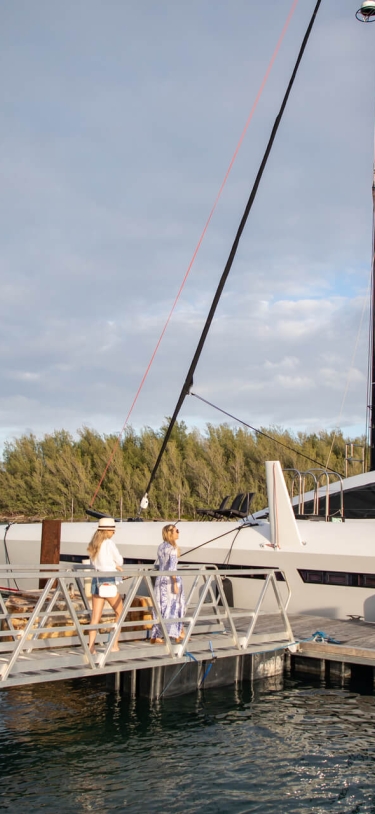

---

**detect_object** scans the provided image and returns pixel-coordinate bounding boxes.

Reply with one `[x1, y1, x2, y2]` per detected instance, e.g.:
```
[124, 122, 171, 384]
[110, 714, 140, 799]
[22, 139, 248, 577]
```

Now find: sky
[1, 0, 375, 454]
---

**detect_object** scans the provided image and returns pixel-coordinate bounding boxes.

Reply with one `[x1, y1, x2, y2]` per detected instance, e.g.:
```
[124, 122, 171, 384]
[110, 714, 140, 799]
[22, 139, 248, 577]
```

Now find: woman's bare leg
[88, 595, 105, 653]
[107, 592, 123, 651]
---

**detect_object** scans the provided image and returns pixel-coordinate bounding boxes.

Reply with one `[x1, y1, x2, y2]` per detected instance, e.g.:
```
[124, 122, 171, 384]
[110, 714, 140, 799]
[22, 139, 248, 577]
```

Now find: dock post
[291, 655, 326, 678]
[106, 672, 122, 693]
[118, 669, 138, 697]
[325, 660, 350, 685]
[39, 519, 61, 588]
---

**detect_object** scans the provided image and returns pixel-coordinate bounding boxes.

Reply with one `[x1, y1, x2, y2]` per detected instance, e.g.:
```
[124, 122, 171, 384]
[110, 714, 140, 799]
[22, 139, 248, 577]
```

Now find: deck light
[356, 1, 375, 21]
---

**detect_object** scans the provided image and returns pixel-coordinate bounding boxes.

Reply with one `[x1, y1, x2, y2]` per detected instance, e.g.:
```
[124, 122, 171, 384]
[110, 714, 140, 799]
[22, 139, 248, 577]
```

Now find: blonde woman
[151, 523, 185, 644]
[87, 517, 123, 654]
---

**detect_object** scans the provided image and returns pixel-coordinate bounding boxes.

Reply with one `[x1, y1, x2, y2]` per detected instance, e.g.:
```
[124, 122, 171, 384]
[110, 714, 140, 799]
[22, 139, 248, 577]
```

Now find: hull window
[298, 570, 375, 588]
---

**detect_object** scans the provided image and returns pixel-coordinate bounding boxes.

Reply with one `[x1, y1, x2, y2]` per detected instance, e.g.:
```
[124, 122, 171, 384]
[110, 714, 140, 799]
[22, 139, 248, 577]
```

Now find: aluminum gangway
[0, 563, 294, 691]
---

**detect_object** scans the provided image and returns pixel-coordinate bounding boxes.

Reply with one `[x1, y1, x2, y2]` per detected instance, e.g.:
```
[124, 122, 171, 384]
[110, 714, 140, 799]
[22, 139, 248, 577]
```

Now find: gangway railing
[0, 563, 294, 688]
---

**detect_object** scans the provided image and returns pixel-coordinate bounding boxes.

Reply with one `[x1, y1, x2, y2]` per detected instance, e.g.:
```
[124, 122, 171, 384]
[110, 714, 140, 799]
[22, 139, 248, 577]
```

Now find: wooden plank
[298, 640, 375, 663]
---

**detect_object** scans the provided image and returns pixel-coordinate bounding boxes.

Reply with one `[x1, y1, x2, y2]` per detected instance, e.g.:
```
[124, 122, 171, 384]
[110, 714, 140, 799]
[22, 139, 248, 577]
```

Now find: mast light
[356, 1, 375, 21]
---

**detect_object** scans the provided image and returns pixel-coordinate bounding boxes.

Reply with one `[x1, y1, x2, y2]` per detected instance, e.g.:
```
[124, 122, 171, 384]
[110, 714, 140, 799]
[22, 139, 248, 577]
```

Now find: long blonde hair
[162, 524, 180, 557]
[87, 529, 114, 560]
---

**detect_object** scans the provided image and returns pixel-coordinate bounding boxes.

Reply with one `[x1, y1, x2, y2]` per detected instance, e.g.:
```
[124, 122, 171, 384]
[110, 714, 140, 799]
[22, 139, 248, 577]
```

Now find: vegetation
[0, 422, 366, 521]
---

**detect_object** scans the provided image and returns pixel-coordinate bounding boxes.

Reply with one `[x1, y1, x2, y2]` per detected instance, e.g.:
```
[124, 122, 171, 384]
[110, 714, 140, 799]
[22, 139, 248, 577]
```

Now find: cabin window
[298, 569, 375, 588]
[222, 565, 285, 581]
[299, 570, 324, 584]
[326, 572, 348, 586]
[361, 574, 375, 588]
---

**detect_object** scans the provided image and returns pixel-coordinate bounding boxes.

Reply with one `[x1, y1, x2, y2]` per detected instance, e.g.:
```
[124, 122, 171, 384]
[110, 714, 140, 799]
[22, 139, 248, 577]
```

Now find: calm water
[1, 674, 375, 813]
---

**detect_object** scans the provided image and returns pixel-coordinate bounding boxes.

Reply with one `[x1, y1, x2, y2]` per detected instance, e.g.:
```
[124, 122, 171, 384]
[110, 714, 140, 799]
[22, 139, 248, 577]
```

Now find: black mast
[140, 0, 323, 506]
[355, 4, 375, 469]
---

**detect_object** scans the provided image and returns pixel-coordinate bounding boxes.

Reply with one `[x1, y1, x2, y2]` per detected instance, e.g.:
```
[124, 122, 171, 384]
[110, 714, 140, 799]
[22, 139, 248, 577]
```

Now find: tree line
[0, 422, 365, 521]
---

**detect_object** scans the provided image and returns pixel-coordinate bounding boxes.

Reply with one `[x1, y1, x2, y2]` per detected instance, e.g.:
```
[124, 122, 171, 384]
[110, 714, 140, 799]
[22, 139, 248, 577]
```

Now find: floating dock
[287, 613, 375, 687]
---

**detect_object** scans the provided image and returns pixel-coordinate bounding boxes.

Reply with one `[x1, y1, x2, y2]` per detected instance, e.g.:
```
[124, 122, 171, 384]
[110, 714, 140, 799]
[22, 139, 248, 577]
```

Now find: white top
[90, 538, 123, 572]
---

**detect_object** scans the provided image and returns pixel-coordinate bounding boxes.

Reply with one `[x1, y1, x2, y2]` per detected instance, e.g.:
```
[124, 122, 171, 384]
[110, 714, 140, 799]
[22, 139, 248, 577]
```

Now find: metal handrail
[283, 466, 344, 518]
[304, 468, 344, 519]
[283, 469, 303, 514]
[0, 564, 294, 687]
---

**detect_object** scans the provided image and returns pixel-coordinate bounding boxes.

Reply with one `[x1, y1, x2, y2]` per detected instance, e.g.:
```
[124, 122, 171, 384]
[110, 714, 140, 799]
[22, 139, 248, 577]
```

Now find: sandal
[150, 637, 164, 644]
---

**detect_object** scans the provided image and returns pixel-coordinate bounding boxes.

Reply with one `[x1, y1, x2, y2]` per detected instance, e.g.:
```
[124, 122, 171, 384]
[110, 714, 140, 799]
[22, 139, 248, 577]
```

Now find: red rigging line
[89, 0, 300, 508]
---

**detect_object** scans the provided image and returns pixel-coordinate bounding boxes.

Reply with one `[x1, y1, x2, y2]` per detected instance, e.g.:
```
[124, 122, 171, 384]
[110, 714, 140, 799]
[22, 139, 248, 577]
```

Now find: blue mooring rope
[311, 630, 342, 645]
[157, 630, 342, 699]
[158, 652, 198, 699]
[200, 640, 217, 688]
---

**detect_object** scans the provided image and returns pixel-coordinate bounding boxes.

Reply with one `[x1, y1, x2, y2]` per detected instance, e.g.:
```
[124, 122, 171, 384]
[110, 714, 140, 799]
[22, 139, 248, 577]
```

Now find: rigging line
[3, 524, 19, 591]
[325, 279, 371, 470]
[366, 186, 375, 462]
[180, 526, 245, 559]
[190, 391, 344, 476]
[369, 139, 375, 469]
[223, 528, 242, 566]
[366, 240, 373, 458]
[89, 0, 300, 508]
[142, 0, 322, 502]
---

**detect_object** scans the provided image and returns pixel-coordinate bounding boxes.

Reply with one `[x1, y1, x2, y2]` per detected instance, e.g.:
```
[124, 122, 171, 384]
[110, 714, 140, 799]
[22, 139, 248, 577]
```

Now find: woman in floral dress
[151, 524, 185, 644]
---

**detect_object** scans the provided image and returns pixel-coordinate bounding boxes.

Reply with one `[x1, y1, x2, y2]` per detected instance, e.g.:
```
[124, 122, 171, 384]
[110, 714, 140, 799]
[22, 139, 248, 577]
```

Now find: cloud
[0, 0, 373, 455]
[265, 356, 299, 371]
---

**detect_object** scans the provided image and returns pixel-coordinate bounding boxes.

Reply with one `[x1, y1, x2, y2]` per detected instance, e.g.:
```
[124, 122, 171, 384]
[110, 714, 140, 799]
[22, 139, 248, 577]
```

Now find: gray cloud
[0, 0, 373, 451]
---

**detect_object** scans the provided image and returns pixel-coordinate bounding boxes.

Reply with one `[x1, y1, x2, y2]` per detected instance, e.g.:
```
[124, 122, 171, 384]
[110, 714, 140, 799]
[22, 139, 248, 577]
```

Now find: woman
[151, 523, 185, 644]
[87, 517, 123, 654]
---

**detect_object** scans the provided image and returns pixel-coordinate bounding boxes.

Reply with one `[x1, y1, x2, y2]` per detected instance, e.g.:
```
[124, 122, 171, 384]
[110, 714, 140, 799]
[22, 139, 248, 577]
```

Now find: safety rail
[0, 563, 294, 688]
[284, 466, 344, 518]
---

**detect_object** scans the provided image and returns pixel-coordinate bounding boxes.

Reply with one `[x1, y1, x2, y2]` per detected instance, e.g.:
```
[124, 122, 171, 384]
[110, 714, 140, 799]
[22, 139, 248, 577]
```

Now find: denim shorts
[91, 576, 116, 596]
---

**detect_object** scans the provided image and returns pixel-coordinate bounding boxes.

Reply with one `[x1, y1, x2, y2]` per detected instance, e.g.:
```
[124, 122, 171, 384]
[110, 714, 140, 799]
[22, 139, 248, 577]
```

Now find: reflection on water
[1, 674, 375, 813]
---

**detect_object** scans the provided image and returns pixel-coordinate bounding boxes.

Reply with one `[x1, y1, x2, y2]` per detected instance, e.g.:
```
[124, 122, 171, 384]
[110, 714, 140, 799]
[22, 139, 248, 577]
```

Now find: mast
[356, 0, 375, 472]
[139, 0, 323, 509]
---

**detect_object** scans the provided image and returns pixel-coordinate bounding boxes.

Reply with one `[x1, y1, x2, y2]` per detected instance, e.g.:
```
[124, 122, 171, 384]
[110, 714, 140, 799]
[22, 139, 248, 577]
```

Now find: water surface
[1, 674, 375, 813]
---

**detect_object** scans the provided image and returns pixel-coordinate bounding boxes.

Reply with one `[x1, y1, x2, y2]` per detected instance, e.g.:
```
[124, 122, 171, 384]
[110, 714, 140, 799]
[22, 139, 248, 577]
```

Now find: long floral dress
[151, 541, 186, 639]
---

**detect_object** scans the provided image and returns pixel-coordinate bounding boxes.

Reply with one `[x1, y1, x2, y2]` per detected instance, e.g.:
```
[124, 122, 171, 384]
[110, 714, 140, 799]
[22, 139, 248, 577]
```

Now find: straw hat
[98, 517, 116, 529]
